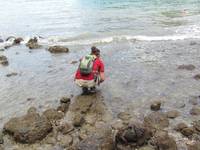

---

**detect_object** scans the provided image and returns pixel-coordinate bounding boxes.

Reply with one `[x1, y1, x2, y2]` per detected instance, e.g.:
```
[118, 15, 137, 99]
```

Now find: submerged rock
[3, 112, 52, 143]
[13, 37, 23, 45]
[194, 74, 200, 80]
[189, 96, 199, 105]
[0, 55, 8, 66]
[190, 106, 200, 115]
[177, 64, 195, 71]
[144, 112, 169, 130]
[43, 108, 64, 121]
[151, 130, 177, 150]
[0, 39, 3, 43]
[60, 97, 71, 104]
[166, 110, 180, 119]
[26, 37, 42, 49]
[150, 101, 161, 111]
[6, 72, 18, 77]
[48, 46, 69, 53]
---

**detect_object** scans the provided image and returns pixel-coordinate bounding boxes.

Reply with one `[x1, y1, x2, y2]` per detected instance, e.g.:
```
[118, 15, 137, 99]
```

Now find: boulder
[150, 101, 161, 111]
[174, 123, 188, 132]
[0, 55, 8, 66]
[3, 113, 52, 143]
[26, 37, 42, 49]
[43, 109, 64, 121]
[13, 37, 23, 44]
[57, 123, 74, 135]
[166, 110, 180, 119]
[60, 97, 71, 104]
[48, 46, 69, 53]
[115, 122, 152, 147]
[177, 64, 195, 71]
[190, 106, 200, 115]
[194, 74, 200, 80]
[151, 131, 177, 150]
[181, 127, 194, 137]
[144, 112, 169, 130]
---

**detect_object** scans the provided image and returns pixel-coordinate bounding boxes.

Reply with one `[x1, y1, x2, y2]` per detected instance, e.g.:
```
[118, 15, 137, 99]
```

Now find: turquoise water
[0, 0, 200, 42]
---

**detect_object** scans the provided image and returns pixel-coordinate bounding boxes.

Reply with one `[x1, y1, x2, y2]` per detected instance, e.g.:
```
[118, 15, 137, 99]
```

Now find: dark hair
[91, 46, 97, 54]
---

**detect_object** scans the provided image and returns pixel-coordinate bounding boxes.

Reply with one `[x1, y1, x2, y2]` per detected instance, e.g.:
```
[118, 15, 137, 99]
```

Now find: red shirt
[75, 57, 104, 80]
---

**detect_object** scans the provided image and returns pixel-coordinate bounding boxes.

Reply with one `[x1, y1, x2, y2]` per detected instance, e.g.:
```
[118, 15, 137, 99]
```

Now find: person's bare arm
[99, 72, 105, 82]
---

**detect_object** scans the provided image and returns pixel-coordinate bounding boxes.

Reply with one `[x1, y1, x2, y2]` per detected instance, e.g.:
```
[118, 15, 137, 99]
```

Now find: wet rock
[77, 126, 114, 150]
[43, 109, 64, 121]
[174, 123, 188, 132]
[189, 96, 199, 105]
[150, 101, 161, 111]
[60, 97, 70, 104]
[6, 72, 18, 77]
[193, 120, 200, 132]
[166, 110, 180, 119]
[13, 37, 23, 44]
[194, 74, 200, 80]
[151, 130, 177, 150]
[187, 141, 200, 150]
[138, 146, 155, 150]
[45, 136, 56, 145]
[144, 112, 169, 130]
[117, 112, 132, 121]
[58, 135, 73, 148]
[181, 127, 194, 137]
[71, 60, 78, 64]
[115, 122, 152, 147]
[0, 55, 8, 66]
[27, 107, 37, 114]
[175, 102, 185, 108]
[48, 46, 69, 53]
[190, 106, 200, 115]
[0, 131, 3, 144]
[190, 41, 197, 46]
[72, 113, 85, 127]
[3, 112, 52, 143]
[111, 119, 124, 130]
[57, 103, 70, 113]
[57, 123, 74, 135]
[177, 64, 195, 71]
[26, 37, 42, 49]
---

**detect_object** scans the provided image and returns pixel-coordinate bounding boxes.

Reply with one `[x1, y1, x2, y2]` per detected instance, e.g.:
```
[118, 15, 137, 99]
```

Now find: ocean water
[1, 0, 200, 44]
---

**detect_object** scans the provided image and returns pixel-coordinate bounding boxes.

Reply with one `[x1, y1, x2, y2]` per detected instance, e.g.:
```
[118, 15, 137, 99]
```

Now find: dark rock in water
[71, 60, 78, 64]
[189, 96, 199, 105]
[43, 108, 64, 121]
[27, 107, 37, 114]
[194, 74, 200, 80]
[48, 46, 69, 53]
[77, 126, 114, 150]
[3, 112, 52, 143]
[150, 101, 161, 111]
[193, 120, 200, 133]
[6, 72, 18, 77]
[72, 113, 85, 127]
[181, 127, 194, 137]
[0, 131, 3, 144]
[166, 110, 180, 119]
[26, 37, 42, 49]
[187, 142, 200, 150]
[60, 97, 71, 104]
[57, 123, 74, 135]
[115, 122, 152, 147]
[190, 106, 200, 115]
[144, 112, 169, 130]
[177, 64, 195, 71]
[190, 41, 197, 46]
[13, 37, 23, 44]
[0, 55, 8, 66]
[174, 123, 188, 132]
[151, 130, 177, 150]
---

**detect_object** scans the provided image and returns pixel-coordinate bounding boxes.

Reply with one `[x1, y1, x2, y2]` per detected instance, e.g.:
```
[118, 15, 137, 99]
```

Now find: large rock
[144, 112, 169, 130]
[174, 123, 188, 132]
[3, 113, 52, 143]
[181, 127, 194, 137]
[190, 106, 200, 115]
[43, 108, 64, 121]
[0, 55, 8, 66]
[166, 110, 180, 119]
[194, 74, 200, 80]
[151, 131, 177, 150]
[13, 37, 23, 44]
[150, 101, 161, 111]
[48, 46, 69, 53]
[177, 64, 195, 71]
[26, 37, 42, 49]
[115, 122, 152, 148]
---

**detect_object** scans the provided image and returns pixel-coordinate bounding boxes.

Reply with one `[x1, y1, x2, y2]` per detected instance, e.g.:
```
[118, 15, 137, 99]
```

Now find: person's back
[75, 46, 105, 93]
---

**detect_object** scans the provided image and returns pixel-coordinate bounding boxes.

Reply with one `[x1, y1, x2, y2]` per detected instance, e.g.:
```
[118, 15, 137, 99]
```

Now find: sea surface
[1, 1, 200, 147]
